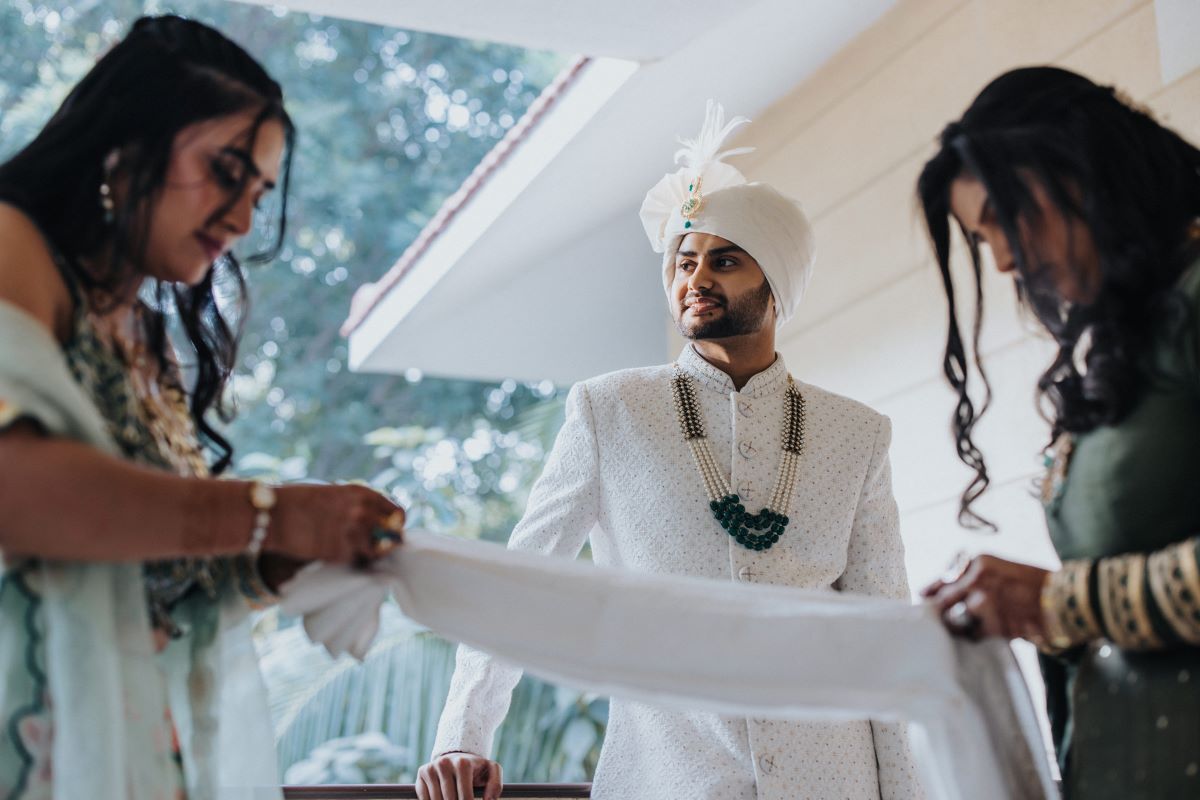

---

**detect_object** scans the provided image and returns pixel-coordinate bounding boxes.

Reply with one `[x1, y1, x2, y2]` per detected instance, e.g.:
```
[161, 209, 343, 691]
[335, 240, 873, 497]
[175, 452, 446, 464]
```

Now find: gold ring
[945, 601, 978, 634]
[382, 510, 406, 534]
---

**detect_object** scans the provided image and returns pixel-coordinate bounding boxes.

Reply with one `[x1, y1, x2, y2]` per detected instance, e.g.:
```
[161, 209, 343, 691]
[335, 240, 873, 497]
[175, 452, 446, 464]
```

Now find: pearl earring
[99, 149, 119, 224]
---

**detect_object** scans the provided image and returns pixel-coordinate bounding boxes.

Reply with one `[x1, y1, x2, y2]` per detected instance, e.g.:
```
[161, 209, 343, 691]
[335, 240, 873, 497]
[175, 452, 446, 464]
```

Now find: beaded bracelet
[246, 481, 276, 556]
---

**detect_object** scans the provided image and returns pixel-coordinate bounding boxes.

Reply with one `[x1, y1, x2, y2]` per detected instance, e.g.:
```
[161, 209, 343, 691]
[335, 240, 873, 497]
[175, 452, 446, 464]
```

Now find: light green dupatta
[0, 299, 280, 800]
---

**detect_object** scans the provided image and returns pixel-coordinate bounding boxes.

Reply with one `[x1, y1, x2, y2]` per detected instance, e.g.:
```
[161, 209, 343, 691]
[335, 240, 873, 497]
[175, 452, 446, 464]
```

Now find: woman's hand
[265, 483, 405, 565]
[921, 554, 1051, 641]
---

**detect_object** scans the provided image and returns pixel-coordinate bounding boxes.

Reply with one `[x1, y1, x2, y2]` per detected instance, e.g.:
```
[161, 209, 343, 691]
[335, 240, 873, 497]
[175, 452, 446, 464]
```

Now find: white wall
[737, 0, 1199, 585]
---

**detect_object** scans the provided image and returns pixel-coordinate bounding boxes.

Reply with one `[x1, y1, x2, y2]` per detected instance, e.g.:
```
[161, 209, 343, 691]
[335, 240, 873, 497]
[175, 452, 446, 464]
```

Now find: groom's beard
[677, 279, 773, 340]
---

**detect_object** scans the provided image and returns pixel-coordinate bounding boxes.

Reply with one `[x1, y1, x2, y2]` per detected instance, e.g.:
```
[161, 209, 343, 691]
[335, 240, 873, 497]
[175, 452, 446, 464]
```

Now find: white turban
[638, 102, 816, 328]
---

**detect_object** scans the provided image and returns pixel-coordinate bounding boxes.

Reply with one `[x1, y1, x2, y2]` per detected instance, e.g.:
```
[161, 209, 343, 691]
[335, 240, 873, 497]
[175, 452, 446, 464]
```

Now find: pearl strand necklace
[671, 368, 806, 551]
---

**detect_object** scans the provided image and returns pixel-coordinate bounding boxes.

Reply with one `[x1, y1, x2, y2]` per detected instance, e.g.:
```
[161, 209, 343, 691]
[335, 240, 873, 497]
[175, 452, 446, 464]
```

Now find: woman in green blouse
[917, 66, 1200, 798]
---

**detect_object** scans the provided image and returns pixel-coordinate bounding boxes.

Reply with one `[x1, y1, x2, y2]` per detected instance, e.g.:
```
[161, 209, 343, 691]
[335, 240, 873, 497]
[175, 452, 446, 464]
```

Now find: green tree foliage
[259, 616, 605, 784]
[1, 0, 606, 783]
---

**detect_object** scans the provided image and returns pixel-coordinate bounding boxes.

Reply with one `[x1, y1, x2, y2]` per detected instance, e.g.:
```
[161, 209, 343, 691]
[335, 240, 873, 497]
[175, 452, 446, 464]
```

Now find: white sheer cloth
[283, 531, 1057, 800]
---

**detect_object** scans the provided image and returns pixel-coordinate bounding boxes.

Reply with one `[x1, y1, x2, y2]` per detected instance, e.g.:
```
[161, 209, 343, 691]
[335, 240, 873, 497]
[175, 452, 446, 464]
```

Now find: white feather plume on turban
[638, 101, 817, 328]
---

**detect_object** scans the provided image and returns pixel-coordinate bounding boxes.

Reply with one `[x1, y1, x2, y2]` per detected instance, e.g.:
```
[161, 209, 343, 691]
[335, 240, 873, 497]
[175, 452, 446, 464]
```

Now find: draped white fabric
[282, 531, 1057, 800]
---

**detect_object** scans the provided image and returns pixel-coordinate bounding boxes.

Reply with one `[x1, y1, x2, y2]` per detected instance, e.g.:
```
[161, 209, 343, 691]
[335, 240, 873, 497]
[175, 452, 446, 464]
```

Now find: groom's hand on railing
[416, 751, 503, 800]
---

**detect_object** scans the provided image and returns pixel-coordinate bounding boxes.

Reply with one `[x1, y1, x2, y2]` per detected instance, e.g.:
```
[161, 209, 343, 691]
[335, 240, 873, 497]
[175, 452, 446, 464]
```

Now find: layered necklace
[89, 302, 219, 631]
[89, 304, 209, 478]
[671, 367, 805, 551]
[1040, 432, 1074, 506]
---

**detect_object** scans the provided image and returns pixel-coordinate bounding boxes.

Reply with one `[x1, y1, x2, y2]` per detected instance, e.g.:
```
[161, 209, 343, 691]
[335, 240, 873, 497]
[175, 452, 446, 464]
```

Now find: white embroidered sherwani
[433, 345, 925, 799]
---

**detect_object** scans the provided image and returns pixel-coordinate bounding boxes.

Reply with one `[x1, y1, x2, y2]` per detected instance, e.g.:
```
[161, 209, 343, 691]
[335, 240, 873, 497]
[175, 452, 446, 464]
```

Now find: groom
[416, 104, 923, 800]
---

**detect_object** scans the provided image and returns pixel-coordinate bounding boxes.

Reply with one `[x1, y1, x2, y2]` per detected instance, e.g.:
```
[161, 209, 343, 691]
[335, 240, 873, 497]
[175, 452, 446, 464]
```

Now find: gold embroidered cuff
[1098, 552, 1163, 651]
[1039, 559, 1102, 653]
[1147, 538, 1200, 645]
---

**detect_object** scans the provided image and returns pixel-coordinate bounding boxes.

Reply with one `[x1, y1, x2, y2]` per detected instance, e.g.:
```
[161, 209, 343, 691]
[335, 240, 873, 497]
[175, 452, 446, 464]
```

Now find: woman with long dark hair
[0, 15, 404, 798]
[918, 66, 1200, 798]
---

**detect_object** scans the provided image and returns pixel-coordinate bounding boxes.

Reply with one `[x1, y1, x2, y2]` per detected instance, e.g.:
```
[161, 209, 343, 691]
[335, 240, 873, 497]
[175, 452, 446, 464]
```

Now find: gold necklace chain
[89, 305, 208, 478]
[1040, 432, 1074, 506]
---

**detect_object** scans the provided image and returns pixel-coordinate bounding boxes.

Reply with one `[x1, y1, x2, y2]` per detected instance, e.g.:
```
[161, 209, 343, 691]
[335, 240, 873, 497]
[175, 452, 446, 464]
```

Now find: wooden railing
[283, 784, 591, 799]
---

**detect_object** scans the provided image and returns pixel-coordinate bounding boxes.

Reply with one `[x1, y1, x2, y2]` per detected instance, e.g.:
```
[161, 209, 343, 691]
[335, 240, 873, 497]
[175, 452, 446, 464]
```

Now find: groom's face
[669, 232, 775, 340]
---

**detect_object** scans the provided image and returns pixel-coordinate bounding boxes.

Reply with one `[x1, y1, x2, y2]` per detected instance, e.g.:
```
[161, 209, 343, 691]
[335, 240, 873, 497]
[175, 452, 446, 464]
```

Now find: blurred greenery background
[0, 0, 607, 784]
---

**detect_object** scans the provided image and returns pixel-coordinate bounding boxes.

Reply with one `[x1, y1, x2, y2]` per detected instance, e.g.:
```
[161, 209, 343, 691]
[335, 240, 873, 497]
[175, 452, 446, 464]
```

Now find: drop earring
[99, 149, 119, 224]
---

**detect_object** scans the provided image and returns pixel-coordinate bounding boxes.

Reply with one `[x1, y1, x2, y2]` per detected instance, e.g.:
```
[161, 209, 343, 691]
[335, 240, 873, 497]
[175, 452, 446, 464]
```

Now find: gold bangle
[1038, 560, 1101, 653]
[1098, 553, 1163, 651]
[1127, 553, 1162, 649]
[1068, 559, 1104, 641]
[1040, 572, 1071, 651]
[1147, 539, 1200, 645]
[1099, 561, 1128, 647]
[1177, 539, 1200, 635]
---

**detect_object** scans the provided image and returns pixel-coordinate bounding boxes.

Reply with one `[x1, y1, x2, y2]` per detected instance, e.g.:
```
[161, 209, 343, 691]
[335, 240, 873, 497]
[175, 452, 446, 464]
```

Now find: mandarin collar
[675, 343, 790, 398]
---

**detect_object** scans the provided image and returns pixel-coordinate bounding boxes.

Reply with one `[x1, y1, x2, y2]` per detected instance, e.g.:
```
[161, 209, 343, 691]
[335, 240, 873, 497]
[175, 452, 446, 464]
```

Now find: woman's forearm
[0, 428, 254, 561]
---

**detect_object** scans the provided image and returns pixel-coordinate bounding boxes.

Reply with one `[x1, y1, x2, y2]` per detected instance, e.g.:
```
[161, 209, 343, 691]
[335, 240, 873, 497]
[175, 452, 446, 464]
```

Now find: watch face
[251, 482, 277, 510]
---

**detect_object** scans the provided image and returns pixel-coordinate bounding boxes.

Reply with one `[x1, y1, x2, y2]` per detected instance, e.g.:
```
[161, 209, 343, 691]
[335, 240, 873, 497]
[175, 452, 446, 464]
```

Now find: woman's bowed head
[916, 66, 1200, 640]
[0, 14, 407, 576]
[0, 14, 297, 473]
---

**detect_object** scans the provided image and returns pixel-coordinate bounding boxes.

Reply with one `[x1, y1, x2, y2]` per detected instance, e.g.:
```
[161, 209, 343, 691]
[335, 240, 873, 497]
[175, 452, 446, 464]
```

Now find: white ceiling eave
[242, 0, 897, 384]
[343, 56, 643, 385]
[231, 0, 751, 61]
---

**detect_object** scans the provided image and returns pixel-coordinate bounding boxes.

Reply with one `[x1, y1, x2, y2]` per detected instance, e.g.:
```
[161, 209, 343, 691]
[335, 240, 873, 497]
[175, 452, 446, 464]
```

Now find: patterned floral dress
[0, 261, 272, 799]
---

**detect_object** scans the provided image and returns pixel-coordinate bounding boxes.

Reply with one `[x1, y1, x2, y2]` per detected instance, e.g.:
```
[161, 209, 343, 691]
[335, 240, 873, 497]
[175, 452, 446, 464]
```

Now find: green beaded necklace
[671, 368, 805, 551]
